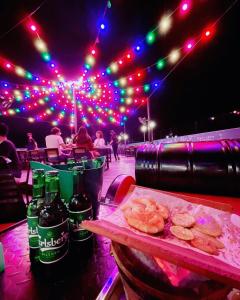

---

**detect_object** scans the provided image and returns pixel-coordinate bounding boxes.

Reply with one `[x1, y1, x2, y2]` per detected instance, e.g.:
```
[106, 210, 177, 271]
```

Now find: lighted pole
[72, 84, 78, 134]
[146, 97, 151, 142]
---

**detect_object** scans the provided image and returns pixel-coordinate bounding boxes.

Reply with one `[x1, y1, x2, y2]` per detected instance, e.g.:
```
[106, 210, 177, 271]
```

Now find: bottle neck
[45, 176, 60, 204]
[73, 169, 84, 196]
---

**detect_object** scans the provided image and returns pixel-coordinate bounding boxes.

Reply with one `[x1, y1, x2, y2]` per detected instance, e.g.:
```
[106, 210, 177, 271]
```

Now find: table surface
[0, 205, 116, 300]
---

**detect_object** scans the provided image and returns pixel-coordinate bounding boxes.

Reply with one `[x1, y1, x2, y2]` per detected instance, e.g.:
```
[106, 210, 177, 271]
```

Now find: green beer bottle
[68, 166, 93, 246]
[38, 170, 69, 278]
[27, 169, 45, 266]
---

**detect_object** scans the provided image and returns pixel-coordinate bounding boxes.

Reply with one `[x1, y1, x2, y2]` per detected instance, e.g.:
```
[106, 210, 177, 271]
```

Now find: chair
[17, 149, 28, 169]
[44, 148, 61, 164]
[0, 169, 26, 222]
[72, 147, 92, 162]
[28, 149, 42, 162]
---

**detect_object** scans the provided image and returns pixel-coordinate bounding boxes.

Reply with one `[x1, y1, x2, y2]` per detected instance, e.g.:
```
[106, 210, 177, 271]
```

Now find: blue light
[4, 83, 8, 87]
[50, 63, 55, 68]
[100, 23, 105, 30]
[136, 46, 141, 51]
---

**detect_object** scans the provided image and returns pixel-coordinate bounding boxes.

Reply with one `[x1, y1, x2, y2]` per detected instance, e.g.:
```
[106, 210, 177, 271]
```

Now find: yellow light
[46, 109, 52, 115]
[159, 13, 172, 35]
[86, 55, 95, 66]
[15, 66, 25, 77]
[110, 62, 119, 73]
[38, 99, 45, 105]
[108, 109, 113, 115]
[126, 97, 132, 105]
[119, 77, 127, 87]
[34, 38, 48, 52]
[8, 109, 15, 115]
[120, 106, 126, 113]
[14, 90, 21, 96]
[127, 87, 134, 96]
[168, 49, 181, 64]
[28, 117, 35, 123]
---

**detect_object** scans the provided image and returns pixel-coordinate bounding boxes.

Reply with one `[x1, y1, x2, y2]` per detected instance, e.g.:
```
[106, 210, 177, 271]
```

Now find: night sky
[0, 0, 239, 146]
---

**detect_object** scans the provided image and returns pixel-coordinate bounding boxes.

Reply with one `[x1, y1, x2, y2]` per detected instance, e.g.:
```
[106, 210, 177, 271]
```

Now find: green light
[85, 63, 91, 70]
[50, 107, 54, 111]
[146, 31, 156, 45]
[107, 0, 111, 8]
[144, 84, 150, 93]
[15, 108, 20, 113]
[120, 89, 126, 96]
[114, 80, 119, 87]
[120, 98, 125, 103]
[42, 52, 51, 62]
[25, 72, 33, 80]
[156, 59, 165, 70]
[44, 97, 49, 102]
[106, 67, 111, 74]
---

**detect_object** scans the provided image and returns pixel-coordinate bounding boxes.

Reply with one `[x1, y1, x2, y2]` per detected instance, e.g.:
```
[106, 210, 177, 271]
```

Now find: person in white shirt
[93, 130, 105, 148]
[45, 127, 70, 156]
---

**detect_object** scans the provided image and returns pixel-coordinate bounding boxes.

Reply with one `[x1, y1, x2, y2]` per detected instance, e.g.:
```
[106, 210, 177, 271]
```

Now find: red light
[137, 72, 141, 77]
[126, 54, 131, 59]
[202, 25, 215, 41]
[205, 31, 210, 37]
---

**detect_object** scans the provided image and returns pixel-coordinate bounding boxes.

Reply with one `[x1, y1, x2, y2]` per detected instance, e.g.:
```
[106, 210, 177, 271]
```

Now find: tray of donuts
[82, 185, 240, 287]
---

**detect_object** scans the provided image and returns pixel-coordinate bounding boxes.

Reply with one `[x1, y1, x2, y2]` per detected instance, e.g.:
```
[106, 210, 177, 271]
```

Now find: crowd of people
[0, 122, 121, 179]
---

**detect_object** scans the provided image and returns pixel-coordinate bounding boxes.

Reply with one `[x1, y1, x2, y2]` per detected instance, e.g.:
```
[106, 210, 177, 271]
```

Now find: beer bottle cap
[33, 169, 45, 174]
[45, 170, 59, 177]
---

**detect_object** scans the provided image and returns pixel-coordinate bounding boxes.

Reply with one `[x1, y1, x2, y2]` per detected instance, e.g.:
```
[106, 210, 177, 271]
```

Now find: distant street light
[148, 120, 157, 142]
[140, 125, 147, 142]
[123, 133, 129, 141]
[149, 120, 156, 129]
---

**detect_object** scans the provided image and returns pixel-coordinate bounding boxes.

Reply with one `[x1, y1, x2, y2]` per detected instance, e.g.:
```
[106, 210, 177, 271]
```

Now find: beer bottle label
[69, 207, 93, 241]
[27, 216, 39, 249]
[38, 219, 69, 264]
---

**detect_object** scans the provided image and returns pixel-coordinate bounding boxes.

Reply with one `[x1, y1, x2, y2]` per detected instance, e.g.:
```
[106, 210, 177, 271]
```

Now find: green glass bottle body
[27, 169, 45, 266]
[68, 166, 93, 255]
[38, 170, 69, 280]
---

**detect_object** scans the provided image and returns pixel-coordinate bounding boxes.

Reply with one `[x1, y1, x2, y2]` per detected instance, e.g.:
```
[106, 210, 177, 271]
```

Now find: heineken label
[38, 219, 69, 264]
[27, 216, 39, 249]
[69, 207, 93, 241]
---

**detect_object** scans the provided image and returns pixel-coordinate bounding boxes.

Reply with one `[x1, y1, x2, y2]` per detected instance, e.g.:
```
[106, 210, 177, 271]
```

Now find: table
[0, 205, 116, 300]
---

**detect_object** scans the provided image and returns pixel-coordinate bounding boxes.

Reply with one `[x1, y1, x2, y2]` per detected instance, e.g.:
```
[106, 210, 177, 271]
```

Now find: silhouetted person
[0, 122, 21, 178]
[110, 130, 119, 161]
[26, 132, 38, 150]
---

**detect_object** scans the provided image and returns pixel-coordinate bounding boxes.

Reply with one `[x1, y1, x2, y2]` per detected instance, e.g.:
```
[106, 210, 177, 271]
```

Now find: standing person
[26, 132, 38, 150]
[45, 127, 71, 159]
[0, 122, 21, 178]
[110, 130, 119, 161]
[93, 131, 105, 148]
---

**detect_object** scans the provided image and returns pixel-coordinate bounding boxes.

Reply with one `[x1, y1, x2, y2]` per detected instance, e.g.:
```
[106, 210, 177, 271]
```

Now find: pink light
[6, 63, 11, 69]
[119, 60, 123, 65]
[30, 25, 37, 32]
[182, 3, 188, 11]
[91, 49, 96, 55]
[129, 77, 133, 81]
[126, 54, 131, 59]
[184, 39, 195, 52]
[180, 1, 191, 15]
